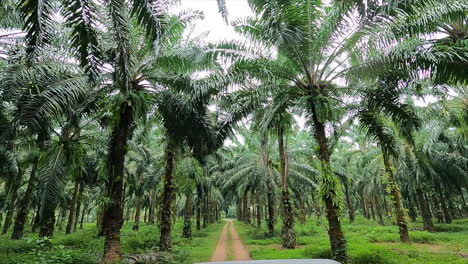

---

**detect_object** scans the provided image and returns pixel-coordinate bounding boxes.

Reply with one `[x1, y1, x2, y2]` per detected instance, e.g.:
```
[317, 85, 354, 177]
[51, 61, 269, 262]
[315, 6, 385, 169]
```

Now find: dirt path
[210, 220, 251, 262]
[210, 221, 229, 261]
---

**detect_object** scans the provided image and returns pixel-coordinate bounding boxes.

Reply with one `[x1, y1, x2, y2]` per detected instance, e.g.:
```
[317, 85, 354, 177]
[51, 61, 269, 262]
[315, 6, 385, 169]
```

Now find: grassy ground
[3, 217, 468, 264]
[0, 220, 225, 264]
[235, 216, 468, 264]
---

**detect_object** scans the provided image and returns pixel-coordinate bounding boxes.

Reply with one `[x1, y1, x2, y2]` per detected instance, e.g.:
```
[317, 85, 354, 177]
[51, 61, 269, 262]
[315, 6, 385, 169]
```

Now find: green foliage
[318, 162, 344, 210]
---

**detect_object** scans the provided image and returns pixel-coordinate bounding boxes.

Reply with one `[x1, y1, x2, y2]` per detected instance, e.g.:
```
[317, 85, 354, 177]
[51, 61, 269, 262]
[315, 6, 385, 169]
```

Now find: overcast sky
[177, 0, 253, 42]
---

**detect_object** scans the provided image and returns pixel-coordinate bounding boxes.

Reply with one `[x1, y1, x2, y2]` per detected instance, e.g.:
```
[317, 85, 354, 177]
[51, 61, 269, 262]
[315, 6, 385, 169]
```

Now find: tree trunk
[183, 192, 193, 238]
[459, 187, 467, 213]
[435, 181, 451, 224]
[12, 160, 38, 239]
[133, 198, 142, 231]
[278, 127, 296, 249]
[424, 193, 433, 219]
[374, 194, 384, 225]
[2, 176, 22, 235]
[432, 194, 444, 223]
[312, 113, 348, 262]
[80, 205, 86, 229]
[242, 193, 250, 224]
[159, 143, 175, 251]
[260, 137, 275, 237]
[344, 184, 355, 223]
[196, 203, 201, 231]
[66, 180, 80, 235]
[102, 101, 133, 264]
[39, 213, 56, 238]
[360, 193, 369, 219]
[408, 197, 418, 222]
[294, 191, 306, 225]
[383, 196, 390, 220]
[256, 191, 262, 228]
[97, 205, 105, 237]
[416, 188, 434, 232]
[57, 208, 65, 231]
[383, 155, 410, 243]
[447, 196, 458, 219]
[369, 197, 376, 221]
[74, 183, 84, 232]
[148, 190, 157, 224]
[32, 204, 40, 233]
[202, 198, 208, 227]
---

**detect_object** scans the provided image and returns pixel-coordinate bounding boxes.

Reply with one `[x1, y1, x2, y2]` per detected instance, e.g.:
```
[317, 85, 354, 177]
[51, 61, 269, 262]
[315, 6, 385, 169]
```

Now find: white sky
[178, 0, 252, 42]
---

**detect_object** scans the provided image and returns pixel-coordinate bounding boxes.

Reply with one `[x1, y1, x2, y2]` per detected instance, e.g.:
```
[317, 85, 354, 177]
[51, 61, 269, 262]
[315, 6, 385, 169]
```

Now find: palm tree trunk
[408, 197, 418, 222]
[432, 194, 444, 223]
[242, 193, 250, 224]
[102, 101, 133, 264]
[202, 198, 208, 227]
[80, 206, 86, 229]
[278, 127, 296, 249]
[459, 187, 467, 211]
[435, 181, 451, 224]
[344, 184, 355, 223]
[39, 212, 56, 238]
[32, 204, 40, 232]
[294, 191, 306, 225]
[374, 194, 384, 225]
[416, 188, 434, 231]
[97, 205, 105, 236]
[159, 142, 175, 251]
[12, 160, 38, 239]
[261, 137, 275, 237]
[383, 196, 390, 219]
[369, 198, 376, 221]
[148, 190, 157, 224]
[383, 155, 410, 242]
[66, 180, 80, 235]
[3, 175, 22, 235]
[57, 208, 65, 231]
[73, 184, 84, 232]
[312, 113, 348, 262]
[196, 203, 201, 231]
[447, 196, 458, 219]
[256, 191, 262, 228]
[360, 193, 369, 219]
[133, 198, 141, 231]
[183, 192, 193, 238]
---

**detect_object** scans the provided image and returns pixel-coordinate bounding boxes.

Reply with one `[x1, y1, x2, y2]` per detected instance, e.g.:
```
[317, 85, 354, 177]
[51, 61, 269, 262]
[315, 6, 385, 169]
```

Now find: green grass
[235, 216, 468, 264]
[186, 221, 225, 263]
[2, 217, 468, 264]
[0, 220, 225, 264]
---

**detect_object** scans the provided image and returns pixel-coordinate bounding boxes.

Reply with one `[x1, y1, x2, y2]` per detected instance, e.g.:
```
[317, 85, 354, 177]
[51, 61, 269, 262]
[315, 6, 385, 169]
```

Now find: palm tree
[229, 1, 374, 259]
[257, 93, 296, 248]
[357, 75, 423, 242]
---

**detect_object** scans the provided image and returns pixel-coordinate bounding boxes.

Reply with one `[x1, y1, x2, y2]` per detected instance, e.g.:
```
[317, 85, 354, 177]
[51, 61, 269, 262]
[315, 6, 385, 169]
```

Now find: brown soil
[210, 221, 229, 262]
[229, 220, 251, 261]
[210, 220, 251, 262]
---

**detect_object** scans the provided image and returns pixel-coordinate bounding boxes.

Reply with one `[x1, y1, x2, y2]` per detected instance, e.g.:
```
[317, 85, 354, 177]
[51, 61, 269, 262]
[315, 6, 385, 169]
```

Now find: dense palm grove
[0, 0, 467, 263]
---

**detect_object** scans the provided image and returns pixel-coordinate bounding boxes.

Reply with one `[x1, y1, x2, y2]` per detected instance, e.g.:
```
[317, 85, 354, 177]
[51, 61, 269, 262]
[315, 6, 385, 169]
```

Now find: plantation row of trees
[0, 0, 467, 263]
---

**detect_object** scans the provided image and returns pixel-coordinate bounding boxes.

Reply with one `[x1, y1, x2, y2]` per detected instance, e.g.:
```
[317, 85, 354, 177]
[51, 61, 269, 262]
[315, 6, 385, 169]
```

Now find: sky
[176, 0, 309, 134]
[177, 0, 252, 42]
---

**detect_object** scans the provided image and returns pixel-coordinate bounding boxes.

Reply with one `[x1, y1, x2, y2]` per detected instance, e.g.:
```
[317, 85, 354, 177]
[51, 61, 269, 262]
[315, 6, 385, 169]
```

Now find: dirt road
[210, 219, 251, 262]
